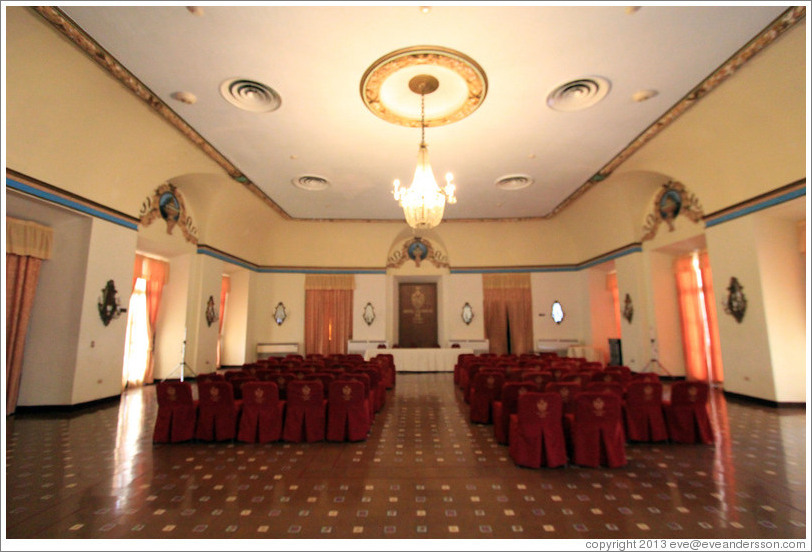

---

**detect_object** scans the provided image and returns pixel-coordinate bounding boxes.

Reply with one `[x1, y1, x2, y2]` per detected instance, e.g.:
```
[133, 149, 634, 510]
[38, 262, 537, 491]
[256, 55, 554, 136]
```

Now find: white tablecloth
[364, 348, 473, 372]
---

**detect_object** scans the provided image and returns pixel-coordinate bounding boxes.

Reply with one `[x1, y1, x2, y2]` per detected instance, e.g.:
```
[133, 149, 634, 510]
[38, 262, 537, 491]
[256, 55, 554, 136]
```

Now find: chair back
[593, 371, 624, 384]
[472, 370, 506, 398]
[241, 381, 280, 408]
[196, 372, 225, 383]
[307, 372, 336, 389]
[328, 379, 366, 406]
[198, 381, 236, 406]
[544, 381, 582, 415]
[286, 379, 324, 407]
[156, 381, 194, 406]
[625, 381, 663, 406]
[516, 391, 564, 428]
[669, 381, 709, 405]
[585, 381, 624, 398]
[559, 373, 587, 388]
[498, 381, 540, 414]
[522, 370, 554, 389]
[273, 373, 297, 400]
[573, 391, 623, 425]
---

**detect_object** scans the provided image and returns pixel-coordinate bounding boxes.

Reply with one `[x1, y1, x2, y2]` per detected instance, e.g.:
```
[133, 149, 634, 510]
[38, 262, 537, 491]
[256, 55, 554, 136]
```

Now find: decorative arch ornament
[387, 236, 449, 269]
[641, 181, 703, 242]
[139, 182, 199, 244]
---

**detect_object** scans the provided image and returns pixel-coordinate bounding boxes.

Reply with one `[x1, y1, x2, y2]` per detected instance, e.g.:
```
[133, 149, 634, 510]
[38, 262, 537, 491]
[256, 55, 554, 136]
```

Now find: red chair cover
[282, 380, 326, 443]
[326, 380, 371, 442]
[237, 382, 285, 443]
[153, 381, 197, 443]
[592, 371, 625, 385]
[356, 367, 386, 413]
[566, 392, 627, 468]
[545, 381, 582, 417]
[663, 381, 714, 444]
[469, 371, 505, 424]
[373, 354, 396, 389]
[522, 370, 554, 390]
[623, 381, 668, 442]
[585, 381, 625, 398]
[344, 372, 374, 418]
[273, 373, 297, 400]
[196, 372, 225, 382]
[195, 381, 242, 441]
[508, 392, 567, 468]
[493, 381, 539, 445]
[228, 375, 257, 400]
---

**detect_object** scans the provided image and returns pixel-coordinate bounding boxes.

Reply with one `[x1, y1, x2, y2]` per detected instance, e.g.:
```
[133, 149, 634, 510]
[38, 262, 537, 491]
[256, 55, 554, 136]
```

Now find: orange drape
[305, 289, 353, 356]
[304, 275, 354, 356]
[674, 254, 711, 382]
[217, 275, 230, 367]
[6, 217, 52, 415]
[482, 274, 533, 355]
[6, 254, 44, 415]
[606, 272, 622, 337]
[132, 254, 169, 384]
[699, 252, 724, 383]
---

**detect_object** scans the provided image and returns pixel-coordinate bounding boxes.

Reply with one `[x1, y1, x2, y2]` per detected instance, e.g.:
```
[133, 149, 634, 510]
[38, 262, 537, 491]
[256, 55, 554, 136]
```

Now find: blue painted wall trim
[705, 186, 806, 228]
[7, 177, 139, 231]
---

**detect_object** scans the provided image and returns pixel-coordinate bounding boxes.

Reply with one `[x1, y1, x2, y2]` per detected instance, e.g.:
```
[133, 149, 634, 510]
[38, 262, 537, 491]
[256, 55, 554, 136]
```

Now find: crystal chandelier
[392, 75, 456, 230]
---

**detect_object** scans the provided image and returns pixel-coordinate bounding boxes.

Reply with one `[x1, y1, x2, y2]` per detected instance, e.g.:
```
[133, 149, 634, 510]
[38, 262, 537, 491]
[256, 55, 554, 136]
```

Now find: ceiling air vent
[547, 77, 610, 112]
[292, 175, 330, 191]
[220, 78, 281, 113]
[495, 174, 534, 191]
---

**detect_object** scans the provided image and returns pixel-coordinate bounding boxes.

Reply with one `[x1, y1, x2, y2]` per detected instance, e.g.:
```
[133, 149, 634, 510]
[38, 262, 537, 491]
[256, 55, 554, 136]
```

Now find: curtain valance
[6, 217, 53, 260]
[305, 274, 355, 290]
[482, 273, 530, 290]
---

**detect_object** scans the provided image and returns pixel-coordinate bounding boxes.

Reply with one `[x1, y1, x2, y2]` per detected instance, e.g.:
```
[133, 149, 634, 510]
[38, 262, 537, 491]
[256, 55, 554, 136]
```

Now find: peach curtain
[674, 255, 709, 381]
[216, 275, 230, 367]
[482, 274, 533, 355]
[132, 254, 169, 384]
[304, 275, 354, 356]
[606, 271, 622, 337]
[699, 252, 724, 383]
[6, 218, 53, 415]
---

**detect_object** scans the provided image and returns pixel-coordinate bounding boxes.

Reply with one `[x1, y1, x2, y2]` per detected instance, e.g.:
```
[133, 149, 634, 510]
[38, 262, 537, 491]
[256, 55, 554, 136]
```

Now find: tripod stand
[162, 329, 197, 382]
[642, 337, 671, 377]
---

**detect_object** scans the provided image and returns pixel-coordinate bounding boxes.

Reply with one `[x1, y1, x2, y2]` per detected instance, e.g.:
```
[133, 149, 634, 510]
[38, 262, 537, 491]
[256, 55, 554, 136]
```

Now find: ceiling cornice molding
[31, 6, 293, 222]
[31, 5, 805, 224]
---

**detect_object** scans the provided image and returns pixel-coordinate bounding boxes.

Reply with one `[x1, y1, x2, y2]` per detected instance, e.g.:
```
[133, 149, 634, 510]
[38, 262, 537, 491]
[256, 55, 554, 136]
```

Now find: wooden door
[398, 283, 438, 348]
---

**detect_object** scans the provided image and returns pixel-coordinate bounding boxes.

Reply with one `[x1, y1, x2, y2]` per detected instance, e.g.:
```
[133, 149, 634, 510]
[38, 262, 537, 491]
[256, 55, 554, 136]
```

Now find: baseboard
[723, 389, 806, 409]
[12, 394, 121, 417]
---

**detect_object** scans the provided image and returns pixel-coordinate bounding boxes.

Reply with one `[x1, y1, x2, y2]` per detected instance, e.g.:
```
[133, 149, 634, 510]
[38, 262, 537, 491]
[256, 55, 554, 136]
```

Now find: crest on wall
[723, 276, 747, 323]
[641, 181, 704, 241]
[205, 295, 218, 327]
[387, 237, 449, 269]
[622, 293, 634, 323]
[139, 182, 199, 244]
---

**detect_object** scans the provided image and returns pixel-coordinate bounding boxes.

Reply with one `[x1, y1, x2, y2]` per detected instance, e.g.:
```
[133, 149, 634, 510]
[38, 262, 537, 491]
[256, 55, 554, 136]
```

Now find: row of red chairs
[154, 377, 380, 445]
[236, 353, 396, 390]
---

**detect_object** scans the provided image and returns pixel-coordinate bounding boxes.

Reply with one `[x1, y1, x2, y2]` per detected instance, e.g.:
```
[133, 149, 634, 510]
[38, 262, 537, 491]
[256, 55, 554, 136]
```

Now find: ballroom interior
[3, 3, 809, 545]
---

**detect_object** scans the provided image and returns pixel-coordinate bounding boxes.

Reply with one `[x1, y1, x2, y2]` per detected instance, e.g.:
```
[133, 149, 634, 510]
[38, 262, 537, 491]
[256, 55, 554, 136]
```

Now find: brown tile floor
[4, 373, 807, 542]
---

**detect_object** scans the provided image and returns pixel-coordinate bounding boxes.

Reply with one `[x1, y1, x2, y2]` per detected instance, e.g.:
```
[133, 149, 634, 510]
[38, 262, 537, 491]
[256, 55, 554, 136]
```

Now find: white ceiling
[57, 3, 789, 223]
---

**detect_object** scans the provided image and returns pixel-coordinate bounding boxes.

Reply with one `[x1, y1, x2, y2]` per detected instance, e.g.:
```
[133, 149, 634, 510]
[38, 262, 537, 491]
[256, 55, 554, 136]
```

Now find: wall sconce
[551, 300, 565, 324]
[623, 293, 634, 323]
[98, 279, 126, 326]
[362, 302, 376, 326]
[461, 302, 474, 325]
[273, 302, 288, 325]
[205, 295, 218, 327]
[723, 277, 747, 323]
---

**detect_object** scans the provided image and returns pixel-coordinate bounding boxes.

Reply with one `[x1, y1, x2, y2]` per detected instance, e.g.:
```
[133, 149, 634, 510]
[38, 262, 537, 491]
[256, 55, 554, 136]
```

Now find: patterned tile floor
[4, 373, 808, 542]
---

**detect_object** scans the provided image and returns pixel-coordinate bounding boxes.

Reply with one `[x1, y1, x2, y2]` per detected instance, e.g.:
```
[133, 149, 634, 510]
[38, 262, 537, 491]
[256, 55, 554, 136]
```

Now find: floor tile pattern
[4, 373, 807, 540]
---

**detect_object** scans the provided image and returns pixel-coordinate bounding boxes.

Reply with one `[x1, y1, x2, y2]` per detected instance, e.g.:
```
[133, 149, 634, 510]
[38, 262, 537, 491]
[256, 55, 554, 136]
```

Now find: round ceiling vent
[547, 77, 610, 112]
[292, 175, 330, 191]
[495, 174, 534, 191]
[220, 78, 281, 113]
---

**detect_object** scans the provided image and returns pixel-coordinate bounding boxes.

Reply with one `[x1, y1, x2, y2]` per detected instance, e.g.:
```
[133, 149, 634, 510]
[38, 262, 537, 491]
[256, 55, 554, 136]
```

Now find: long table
[364, 348, 473, 373]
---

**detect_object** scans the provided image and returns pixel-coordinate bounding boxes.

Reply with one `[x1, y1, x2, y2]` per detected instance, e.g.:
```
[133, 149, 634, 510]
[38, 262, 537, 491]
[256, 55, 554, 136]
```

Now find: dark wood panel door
[398, 283, 438, 348]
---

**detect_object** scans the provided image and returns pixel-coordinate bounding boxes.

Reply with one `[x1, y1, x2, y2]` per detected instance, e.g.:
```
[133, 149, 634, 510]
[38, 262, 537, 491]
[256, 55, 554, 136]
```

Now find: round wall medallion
[360, 46, 488, 128]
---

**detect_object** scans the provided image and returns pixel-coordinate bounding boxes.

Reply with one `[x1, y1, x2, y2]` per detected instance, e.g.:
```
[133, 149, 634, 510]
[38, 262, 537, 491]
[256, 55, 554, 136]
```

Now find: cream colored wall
[445, 274, 485, 343]
[72, 219, 139, 404]
[615, 20, 806, 215]
[154, 255, 192, 379]
[531, 271, 589, 347]
[5, 8, 227, 220]
[9, 195, 92, 407]
[352, 274, 388, 343]
[246, 273, 307, 360]
[754, 212, 806, 402]
[646, 250, 687, 378]
[185, 254, 226, 375]
[221, 268, 250, 366]
[614, 252, 655, 373]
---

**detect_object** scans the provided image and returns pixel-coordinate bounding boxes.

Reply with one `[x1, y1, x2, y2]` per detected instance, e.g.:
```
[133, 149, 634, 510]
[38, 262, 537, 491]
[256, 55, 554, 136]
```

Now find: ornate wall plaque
[139, 182, 199, 244]
[273, 302, 288, 325]
[387, 237, 450, 269]
[723, 277, 747, 323]
[641, 181, 704, 241]
[363, 302, 376, 326]
[461, 302, 474, 325]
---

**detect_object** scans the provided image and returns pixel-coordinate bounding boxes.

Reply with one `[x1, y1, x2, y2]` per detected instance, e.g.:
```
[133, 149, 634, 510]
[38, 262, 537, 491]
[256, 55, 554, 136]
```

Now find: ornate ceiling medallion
[360, 46, 488, 128]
